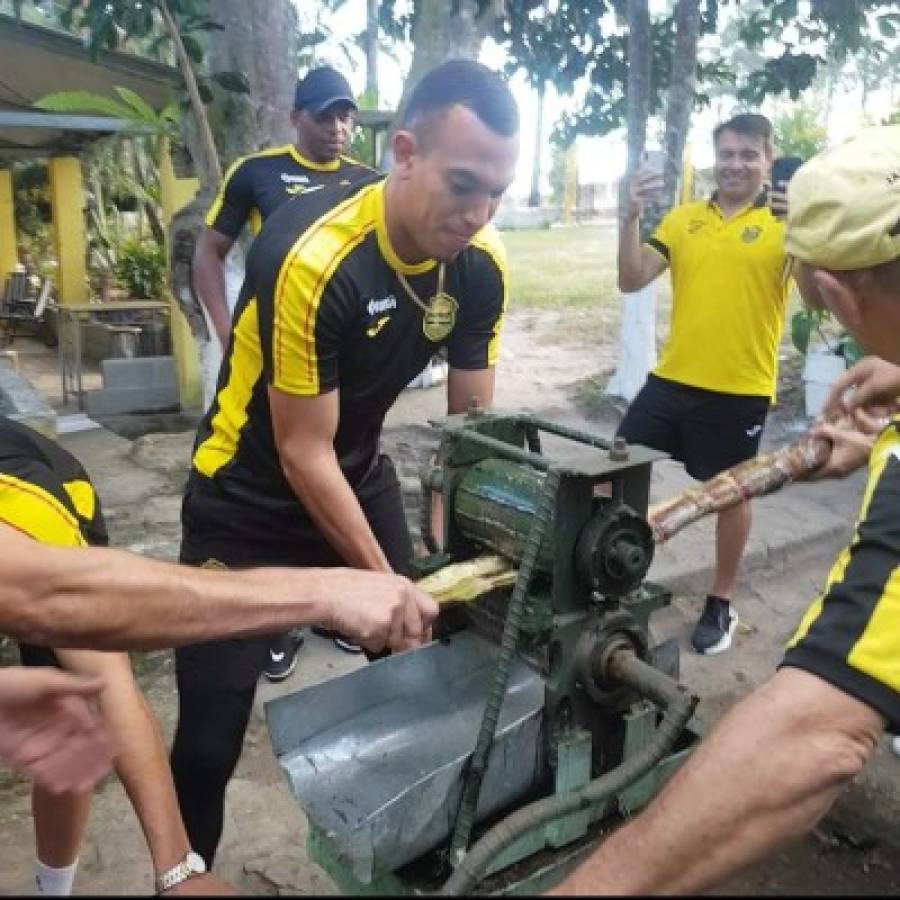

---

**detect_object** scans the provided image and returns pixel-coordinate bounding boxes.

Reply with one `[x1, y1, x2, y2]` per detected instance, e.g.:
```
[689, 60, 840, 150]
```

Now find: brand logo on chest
[280, 173, 309, 184]
[366, 295, 397, 317]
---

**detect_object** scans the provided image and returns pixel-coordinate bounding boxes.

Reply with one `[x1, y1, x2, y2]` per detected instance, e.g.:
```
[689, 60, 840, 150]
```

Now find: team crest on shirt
[687, 219, 705, 234]
[741, 226, 763, 243]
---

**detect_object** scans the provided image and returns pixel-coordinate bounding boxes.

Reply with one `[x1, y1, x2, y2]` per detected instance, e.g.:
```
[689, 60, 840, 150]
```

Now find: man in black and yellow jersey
[194, 65, 368, 349]
[551, 126, 900, 896]
[0, 417, 231, 895]
[194, 65, 370, 678]
[616, 113, 787, 656]
[171, 59, 519, 867]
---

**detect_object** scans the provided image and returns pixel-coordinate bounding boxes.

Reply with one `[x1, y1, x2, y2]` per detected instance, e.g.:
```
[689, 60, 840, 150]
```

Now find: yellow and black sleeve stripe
[782, 433, 900, 730]
[0, 472, 87, 548]
[205, 155, 255, 239]
[260, 186, 376, 396]
[449, 226, 508, 369]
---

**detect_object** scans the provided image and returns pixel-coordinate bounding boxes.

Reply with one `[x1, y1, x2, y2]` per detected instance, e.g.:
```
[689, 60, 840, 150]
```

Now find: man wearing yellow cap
[549, 125, 900, 895]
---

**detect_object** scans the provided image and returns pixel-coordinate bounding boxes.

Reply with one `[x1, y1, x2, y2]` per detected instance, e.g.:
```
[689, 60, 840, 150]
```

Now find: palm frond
[114, 86, 158, 124]
[34, 91, 135, 119]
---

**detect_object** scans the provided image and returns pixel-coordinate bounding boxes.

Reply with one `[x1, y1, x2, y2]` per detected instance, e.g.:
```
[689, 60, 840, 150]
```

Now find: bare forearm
[552, 669, 883, 895]
[192, 245, 232, 348]
[617, 214, 645, 293]
[1, 537, 343, 650]
[281, 450, 391, 572]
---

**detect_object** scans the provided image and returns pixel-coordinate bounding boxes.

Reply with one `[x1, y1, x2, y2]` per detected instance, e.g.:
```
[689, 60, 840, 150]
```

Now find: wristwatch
[155, 850, 206, 894]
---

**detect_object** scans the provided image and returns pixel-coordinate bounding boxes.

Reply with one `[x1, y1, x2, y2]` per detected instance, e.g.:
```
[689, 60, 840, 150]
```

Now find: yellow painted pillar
[0, 168, 17, 276]
[48, 156, 88, 305]
[159, 146, 201, 225]
[159, 142, 203, 411]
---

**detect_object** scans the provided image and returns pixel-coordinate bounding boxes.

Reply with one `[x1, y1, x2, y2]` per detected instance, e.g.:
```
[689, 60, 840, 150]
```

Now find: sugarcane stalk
[647, 433, 831, 545]
[417, 555, 517, 605]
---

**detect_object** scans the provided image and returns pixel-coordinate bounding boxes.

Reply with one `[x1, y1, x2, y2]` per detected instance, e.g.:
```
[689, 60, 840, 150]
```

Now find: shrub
[115, 239, 166, 299]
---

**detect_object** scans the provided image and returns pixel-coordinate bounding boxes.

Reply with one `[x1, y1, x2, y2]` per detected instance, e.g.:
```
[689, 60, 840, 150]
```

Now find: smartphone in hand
[771, 155, 803, 191]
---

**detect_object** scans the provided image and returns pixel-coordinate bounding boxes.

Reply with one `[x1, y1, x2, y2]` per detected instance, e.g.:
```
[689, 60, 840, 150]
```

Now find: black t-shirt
[204, 145, 373, 239]
[188, 176, 509, 528]
[0, 417, 107, 548]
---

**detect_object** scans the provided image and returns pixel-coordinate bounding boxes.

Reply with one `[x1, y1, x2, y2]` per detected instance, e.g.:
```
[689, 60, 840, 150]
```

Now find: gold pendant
[422, 291, 458, 342]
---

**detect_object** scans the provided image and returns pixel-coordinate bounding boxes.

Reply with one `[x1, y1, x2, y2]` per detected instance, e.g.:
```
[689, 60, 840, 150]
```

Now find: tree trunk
[249, 0, 299, 146]
[366, 0, 379, 104]
[606, 0, 701, 404]
[398, 0, 504, 118]
[528, 80, 546, 208]
[624, 0, 652, 179]
[207, 0, 298, 163]
[606, 0, 655, 403]
[661, 0, 701, 209]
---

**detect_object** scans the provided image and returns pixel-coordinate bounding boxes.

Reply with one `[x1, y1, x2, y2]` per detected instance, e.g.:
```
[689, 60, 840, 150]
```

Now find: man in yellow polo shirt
[617, 113, 787, 655]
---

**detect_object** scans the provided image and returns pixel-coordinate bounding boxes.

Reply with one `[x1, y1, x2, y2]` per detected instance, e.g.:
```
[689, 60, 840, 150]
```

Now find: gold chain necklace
[396, 263, 459, 342]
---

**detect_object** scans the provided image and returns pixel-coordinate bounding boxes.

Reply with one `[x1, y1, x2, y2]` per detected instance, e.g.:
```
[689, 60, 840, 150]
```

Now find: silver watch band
[155, 851, 205, 894]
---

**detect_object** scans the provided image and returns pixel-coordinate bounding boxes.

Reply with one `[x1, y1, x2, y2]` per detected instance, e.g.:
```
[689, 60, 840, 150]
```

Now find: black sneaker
[333, 635, 363, 654]
[691, 596, 738, 655]
[263, 630, 305, 682]
[312, 626, 363, 654]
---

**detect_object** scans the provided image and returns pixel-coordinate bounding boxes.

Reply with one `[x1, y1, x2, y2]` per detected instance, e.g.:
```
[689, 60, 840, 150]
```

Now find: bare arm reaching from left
[0, 522, 436, 651]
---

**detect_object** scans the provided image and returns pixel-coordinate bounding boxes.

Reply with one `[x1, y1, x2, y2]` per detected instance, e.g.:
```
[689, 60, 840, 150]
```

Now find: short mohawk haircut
[401, 59, 519, 138]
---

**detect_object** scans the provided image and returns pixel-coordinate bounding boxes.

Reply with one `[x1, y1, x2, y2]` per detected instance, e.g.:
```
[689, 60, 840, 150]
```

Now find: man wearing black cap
[194, 66, 370, 351]
[193, 65, 372, 680]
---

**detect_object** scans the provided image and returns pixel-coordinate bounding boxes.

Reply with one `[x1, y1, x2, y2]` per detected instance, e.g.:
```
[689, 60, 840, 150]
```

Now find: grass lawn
[501, 222, 620, 308]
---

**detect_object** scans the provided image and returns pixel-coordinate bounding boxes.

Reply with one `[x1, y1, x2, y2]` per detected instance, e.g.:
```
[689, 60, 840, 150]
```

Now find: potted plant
[791, 308, 863, 418]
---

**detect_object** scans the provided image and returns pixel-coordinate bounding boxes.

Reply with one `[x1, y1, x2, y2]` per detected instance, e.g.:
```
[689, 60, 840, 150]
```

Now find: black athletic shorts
[617, 374, 770, 481]
[176, 453, 413, 693]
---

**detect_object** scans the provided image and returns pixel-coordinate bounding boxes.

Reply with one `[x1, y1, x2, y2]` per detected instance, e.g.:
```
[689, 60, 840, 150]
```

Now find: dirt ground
[1, 308, 899, 895]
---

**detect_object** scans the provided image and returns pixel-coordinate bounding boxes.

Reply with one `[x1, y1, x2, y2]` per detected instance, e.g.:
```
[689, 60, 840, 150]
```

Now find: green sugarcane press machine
[266, 407, 701, 895]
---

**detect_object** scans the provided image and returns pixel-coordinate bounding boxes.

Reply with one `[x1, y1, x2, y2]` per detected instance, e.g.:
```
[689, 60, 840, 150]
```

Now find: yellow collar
[373, 179, 438, 276]
[288, 145, 341, 172]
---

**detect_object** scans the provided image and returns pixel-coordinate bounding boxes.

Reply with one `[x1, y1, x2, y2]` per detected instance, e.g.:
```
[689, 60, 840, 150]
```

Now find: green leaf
[34, 91, 135, 119]
[195, 78, 215, 105]
[114, 87, 157, 124]
[211, 71, 251, 94]
[183, 17, 226, 32]
[791, 309, 815, 356]
[159, 102, 182, 124]
[838, 334, 865, 366]
[180, 33, 205, 64]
